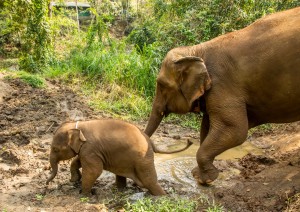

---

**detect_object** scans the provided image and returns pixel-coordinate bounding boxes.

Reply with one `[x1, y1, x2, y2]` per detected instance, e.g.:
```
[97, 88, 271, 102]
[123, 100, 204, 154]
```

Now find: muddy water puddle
[154, 139, 263, 194]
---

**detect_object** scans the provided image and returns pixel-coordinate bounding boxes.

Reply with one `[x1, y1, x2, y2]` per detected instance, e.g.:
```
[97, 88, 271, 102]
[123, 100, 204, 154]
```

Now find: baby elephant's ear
[68, 129, 86, 153]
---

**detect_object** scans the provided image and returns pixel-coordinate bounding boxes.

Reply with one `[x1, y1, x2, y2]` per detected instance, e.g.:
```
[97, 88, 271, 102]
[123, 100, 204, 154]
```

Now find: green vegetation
[128, 0, 300, 51]
[249, 123, 273, 134]
[35, 194, 44, 201]
[80, 197, 90, 203]
[18, 71, 45, 88]
[124, 194, 225, 212]
[4, 71, 45, 88]
[19, 0, 53, 73]
[0, 59, 18, 69]
[125, 196, 197, 212]
[0, 0, 52, 72]
[165, 113, 200, 130]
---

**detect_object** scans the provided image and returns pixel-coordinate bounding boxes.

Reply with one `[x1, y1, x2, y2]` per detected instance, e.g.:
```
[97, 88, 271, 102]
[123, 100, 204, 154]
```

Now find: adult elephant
[144, 7, 300, 185]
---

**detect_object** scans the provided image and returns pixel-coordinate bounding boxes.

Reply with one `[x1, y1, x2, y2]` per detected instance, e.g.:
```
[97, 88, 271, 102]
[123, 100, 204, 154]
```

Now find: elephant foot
[191, 164, 219, 185]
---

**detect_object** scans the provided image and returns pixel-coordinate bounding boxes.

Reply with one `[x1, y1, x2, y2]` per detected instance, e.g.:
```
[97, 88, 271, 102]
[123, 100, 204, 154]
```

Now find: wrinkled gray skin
[46, 119, 192, 196]
[144, 7, 300, 185]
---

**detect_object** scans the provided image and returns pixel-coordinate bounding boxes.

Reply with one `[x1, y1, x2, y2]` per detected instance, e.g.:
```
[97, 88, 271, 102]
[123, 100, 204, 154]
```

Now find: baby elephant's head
[46, 124, 86, 184]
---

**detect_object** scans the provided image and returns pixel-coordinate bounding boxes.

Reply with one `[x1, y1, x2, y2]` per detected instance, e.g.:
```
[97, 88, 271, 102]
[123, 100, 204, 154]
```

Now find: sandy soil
[0, 75, 300, 211]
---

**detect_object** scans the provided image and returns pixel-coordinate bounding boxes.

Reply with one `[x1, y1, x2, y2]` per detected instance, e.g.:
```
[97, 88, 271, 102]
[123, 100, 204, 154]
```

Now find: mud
[0, 75, 300, 211]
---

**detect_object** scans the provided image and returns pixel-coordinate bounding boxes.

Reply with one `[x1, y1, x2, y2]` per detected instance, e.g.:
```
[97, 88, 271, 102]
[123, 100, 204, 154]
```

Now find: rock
[172, 135, 181, 140]
[128, 192, 146, 202]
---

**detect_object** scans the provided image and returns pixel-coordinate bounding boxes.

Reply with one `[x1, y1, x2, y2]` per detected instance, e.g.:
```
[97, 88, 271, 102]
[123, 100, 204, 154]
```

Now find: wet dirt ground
[1, 74, 300, 211]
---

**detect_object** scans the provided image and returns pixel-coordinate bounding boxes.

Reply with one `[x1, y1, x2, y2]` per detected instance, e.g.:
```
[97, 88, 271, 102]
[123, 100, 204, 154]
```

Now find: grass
[80, 197, 89, 203]
[124, 196, 197, 212]
[196, 194, 225, 212]
[17, 71, 45, 88]
[2, 68, 45, 88]
[248, 123, 275, 136]
[35, 194, 44, 201]
[0, 58, 19, 69]
[124, 193, 225, 212]
[165, 113, 201, 130]
[49, 39, 161, 97]
[82, 82, 152, 120]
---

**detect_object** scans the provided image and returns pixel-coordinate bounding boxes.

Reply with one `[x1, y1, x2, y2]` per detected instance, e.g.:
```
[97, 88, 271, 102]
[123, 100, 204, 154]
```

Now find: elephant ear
[174, 56, 211, 107]
[67, 129, 87, 153]
[173, 56, 202, 64]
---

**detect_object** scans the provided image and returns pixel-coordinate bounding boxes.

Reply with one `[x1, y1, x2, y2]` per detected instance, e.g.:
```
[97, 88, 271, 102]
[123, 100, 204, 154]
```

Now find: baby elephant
[46, 119, 192, 196]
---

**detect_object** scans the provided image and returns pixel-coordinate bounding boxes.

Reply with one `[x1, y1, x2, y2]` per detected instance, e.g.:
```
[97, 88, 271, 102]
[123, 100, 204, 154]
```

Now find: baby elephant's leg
[136, 163, 166, 196]
[116, 175, 127, 189]
[70, 156, 81, 182]
[81, 159, 103, 196]
[146, 182, 166, 196]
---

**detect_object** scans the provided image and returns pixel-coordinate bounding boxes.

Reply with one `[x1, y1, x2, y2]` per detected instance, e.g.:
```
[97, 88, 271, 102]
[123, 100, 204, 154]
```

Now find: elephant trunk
[46, 156, 58, 185]
[145, 109, 164, 137]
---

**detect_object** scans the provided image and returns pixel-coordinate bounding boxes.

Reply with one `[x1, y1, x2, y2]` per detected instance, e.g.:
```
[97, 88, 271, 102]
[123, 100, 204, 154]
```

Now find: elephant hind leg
[135, 164, 166, 196]
[145, 182, 166, 196]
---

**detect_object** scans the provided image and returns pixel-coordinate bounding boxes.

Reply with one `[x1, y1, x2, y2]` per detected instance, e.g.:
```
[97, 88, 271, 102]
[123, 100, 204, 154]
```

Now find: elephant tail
[151, 139, 193, 154]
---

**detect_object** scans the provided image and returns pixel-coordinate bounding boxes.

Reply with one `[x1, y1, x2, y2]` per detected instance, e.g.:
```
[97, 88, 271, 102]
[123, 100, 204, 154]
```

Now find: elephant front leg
[70, 156, 82, 182]
[81, 161, 103, 196]
[192, 109, 248, 184]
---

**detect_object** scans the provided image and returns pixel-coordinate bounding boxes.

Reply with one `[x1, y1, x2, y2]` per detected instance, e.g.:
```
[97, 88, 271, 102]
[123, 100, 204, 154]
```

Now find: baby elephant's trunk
[152, 139, 193, 154]
[46, 157, 58, 184]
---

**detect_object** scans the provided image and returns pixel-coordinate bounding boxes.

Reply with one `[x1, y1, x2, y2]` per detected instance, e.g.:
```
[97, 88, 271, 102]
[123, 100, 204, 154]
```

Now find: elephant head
[145, 47, 211, 137]
[46, 125, 86, 184]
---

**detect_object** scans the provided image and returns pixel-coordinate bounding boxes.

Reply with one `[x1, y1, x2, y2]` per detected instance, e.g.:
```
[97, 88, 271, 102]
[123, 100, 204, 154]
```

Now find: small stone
[129, 192, 146, 202]
[172, 135, 181, 140]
